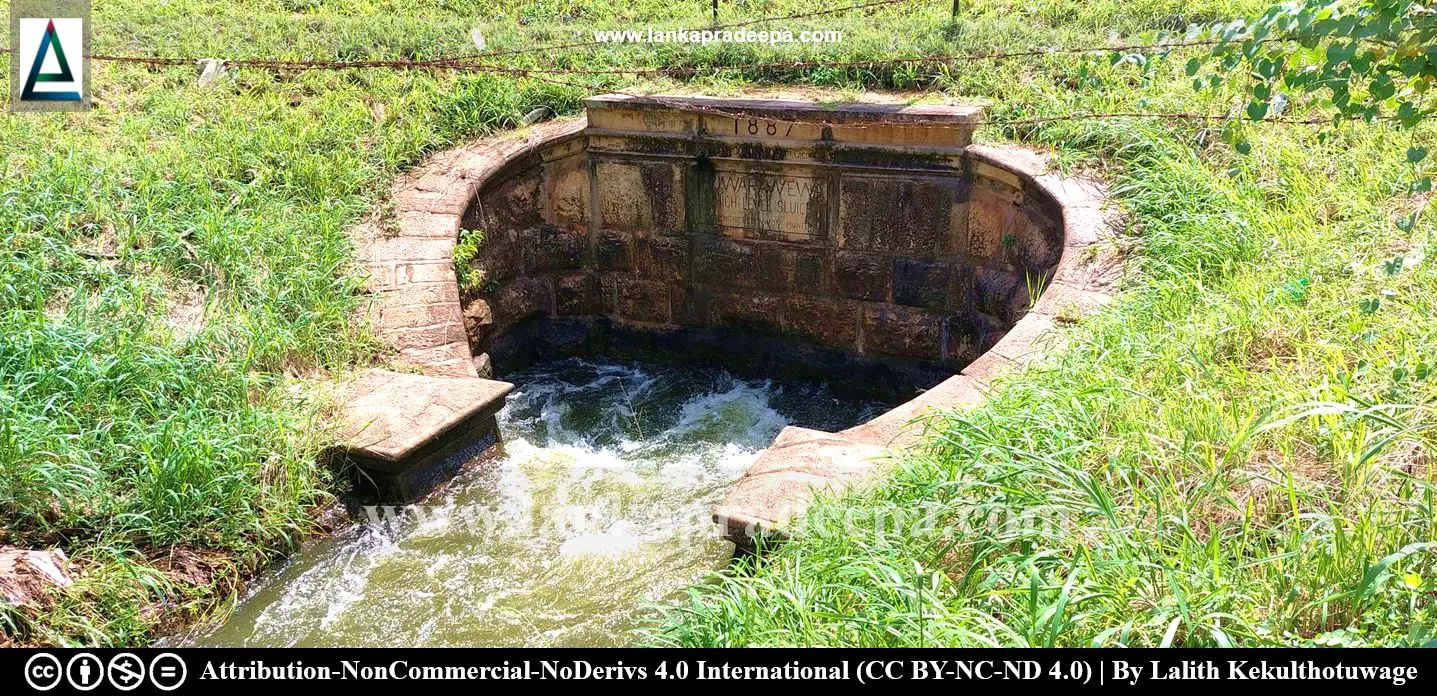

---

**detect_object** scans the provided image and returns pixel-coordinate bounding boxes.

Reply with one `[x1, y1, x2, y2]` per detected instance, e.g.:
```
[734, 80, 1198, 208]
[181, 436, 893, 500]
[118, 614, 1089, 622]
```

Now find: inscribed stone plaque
[712, 166, 828, 241]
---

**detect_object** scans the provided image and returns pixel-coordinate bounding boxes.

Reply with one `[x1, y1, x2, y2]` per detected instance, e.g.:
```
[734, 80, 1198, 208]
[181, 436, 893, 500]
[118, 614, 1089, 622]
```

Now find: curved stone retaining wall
[717, 146, 1116, 544]
[461, 96, 1070, 398]
[352, 95, 1115, 529]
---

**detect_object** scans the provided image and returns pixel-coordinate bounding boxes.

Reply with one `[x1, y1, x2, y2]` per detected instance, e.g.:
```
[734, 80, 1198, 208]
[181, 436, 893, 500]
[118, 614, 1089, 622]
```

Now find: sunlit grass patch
[2, 0, 1434, 646]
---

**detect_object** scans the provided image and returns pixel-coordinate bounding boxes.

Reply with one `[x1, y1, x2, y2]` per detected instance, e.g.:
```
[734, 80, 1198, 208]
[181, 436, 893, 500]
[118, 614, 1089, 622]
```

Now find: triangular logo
[21, 20, 81, 101]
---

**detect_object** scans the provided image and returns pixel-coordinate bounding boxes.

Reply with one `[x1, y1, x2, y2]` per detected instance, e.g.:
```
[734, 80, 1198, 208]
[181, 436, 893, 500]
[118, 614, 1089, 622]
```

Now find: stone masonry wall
[460, 96, 1064, 393]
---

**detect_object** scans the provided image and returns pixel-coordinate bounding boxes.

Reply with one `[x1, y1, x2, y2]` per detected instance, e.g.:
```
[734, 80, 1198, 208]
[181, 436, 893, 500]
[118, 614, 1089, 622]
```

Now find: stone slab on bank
[713, 426, 887, 541]
[337, 368, 513, 502]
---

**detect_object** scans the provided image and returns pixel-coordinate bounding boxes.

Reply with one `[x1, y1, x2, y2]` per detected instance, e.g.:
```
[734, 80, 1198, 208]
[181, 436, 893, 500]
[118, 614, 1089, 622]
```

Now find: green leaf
[1246, 100, 1268, 120]
[1326, 42, 1354, 65]
[1236, 140, 1252, 155]
[1256, 57, 1278, 79]
[1408, 147, 1429, 163]
[1397, 212, 1417, 233]
[1210, 625, 1234, 648]
[1359, 297, 1381, 314]
[1358, 542, 1437, 600]
[1186, 57, 1202, 76]
[1398, 101, 1421, 128]
[1371, 74, 1395, 100]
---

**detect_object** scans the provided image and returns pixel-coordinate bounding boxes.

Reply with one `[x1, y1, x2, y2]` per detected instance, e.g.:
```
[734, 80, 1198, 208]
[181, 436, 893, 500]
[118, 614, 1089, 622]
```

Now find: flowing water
[189, 357, 882, 647]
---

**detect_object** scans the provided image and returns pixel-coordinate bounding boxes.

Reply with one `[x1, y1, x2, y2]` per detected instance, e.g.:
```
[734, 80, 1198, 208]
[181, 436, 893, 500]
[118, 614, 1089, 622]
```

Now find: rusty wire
[490, 67, 1354, 131]
[0, 0, 1381, 131]
[3, 33, 1304, 76]
[0, 0, 921, 68]
[0, 0, 1357, 78]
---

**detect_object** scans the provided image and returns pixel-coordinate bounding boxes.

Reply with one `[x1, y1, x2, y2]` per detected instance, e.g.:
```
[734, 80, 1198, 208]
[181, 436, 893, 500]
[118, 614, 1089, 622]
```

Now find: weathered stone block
[839, 175, 963, 256]
[596, 160, 684, 233]
[976, 311, 1009, 355]
[712, 167, 830, 241]
[635, 235, 688, 283]
[692, 236, 785, 293]
[489, 276, 553, 330]
[386, 261, 455, 288]
[390, 282, 460, 307]
[477, 165, 544, 232]
[521, 225, 586, 273]
[338, 369, 512, 503]
[972, 174, 1025, 204]
[966, 191, 1016, 261]
[607, 276, 672, 324]
[366, 237, 455, 265]
[834, 250, 890, 302]
[972, 160, 1023, 190]
[380, 322, 466, 351]
[671, 286, 710, 326]
[779, 245, 827, 295]
[545, 154, 590, 230]
[475, 229, 523, 283]
[375, 302, 459, 334]
[713, 425, 886, 543]
[645, 161, 686, 231]
[944, 308, 986, 364]
[555, 273, 602, 316]
[473, 352, 494, 379]
[1012, 201, 1063, 271]
[397, 211, 461, 239]
[711, 291, 782, 333]
[975, 264, 1025, 322]
[860, 305, 943, 359]
[596, 229, 634, 271]
[891, 257, 952, 310]
[781, 296, 858, 348]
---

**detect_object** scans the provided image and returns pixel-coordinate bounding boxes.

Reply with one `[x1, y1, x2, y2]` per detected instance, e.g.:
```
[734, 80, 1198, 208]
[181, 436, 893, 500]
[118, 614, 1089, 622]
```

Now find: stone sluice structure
[336, 95, 1115, 544]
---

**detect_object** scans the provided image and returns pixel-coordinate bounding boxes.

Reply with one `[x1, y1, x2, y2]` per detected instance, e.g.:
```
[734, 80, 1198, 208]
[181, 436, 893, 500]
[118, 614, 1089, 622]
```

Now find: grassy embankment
[1, 0, 1432, 646]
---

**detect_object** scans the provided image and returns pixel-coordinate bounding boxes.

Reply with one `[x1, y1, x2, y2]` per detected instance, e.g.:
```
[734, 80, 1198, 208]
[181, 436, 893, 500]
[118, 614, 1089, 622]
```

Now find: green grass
[650, 124, 1437, 646]
[2, 0, 1433, 646]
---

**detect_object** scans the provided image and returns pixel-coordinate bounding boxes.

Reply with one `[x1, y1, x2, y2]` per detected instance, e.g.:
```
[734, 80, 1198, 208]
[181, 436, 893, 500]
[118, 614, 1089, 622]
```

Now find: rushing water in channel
[189, 357, 882, 647]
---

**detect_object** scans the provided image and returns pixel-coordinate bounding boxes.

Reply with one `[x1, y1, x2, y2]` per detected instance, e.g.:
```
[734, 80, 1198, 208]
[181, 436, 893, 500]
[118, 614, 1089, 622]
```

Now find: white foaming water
[189, 357, 880, 647]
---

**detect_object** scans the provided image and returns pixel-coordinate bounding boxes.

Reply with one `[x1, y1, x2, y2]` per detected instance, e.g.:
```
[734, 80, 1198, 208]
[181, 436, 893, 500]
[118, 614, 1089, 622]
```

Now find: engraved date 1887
[734, 118, 794, 138]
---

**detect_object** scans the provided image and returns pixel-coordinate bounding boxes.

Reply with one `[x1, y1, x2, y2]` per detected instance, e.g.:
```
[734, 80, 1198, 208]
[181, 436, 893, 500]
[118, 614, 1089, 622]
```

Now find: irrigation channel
[188, 357, 883, 646]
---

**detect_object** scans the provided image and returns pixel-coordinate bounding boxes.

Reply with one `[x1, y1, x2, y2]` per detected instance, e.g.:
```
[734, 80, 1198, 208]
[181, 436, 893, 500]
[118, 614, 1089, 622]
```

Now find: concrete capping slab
[336, 368, 514, 501]
[585, 94, 985, 125]
[713, 426, 888, 541]
[585, 94, 980, 150]
[339, 369, 513, 464]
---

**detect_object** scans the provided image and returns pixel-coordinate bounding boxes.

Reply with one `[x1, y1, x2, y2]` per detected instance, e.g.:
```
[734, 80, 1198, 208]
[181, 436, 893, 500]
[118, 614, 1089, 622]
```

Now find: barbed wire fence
[0, 0, 1397, 130]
